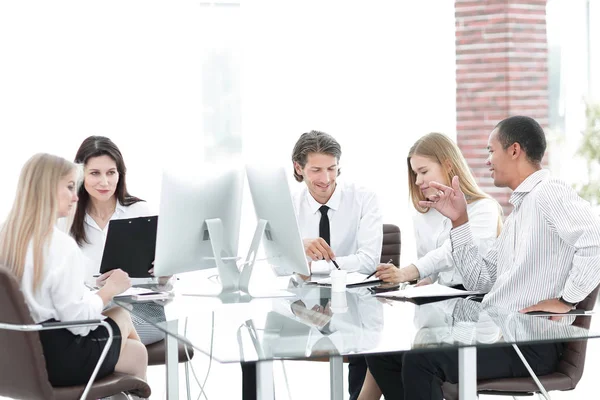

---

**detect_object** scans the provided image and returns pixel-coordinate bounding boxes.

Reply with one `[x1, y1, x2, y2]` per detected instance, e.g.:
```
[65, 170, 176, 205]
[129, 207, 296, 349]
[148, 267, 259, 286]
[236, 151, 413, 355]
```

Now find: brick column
[455, 0, 549, 216]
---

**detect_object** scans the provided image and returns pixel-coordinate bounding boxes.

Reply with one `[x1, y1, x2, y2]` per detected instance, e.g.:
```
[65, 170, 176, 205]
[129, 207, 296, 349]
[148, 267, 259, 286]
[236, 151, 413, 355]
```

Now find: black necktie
[319, 205, 330, 246]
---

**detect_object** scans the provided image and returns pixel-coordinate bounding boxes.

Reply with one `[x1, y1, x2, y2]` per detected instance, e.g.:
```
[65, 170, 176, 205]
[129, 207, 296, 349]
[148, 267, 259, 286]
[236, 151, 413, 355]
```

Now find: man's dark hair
[495, 116, 546, 164]
[291, 130, 342, 182]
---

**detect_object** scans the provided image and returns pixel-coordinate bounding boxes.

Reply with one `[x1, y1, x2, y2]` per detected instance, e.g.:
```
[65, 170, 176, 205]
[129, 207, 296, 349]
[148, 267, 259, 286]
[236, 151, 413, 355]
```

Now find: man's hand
[375, 264, 419, 284]
[297, 262, 312, 280]
[418, 176, 468, 227]
[291, 300, 332, 329]
[303, 238, 336, 261]
[520, 298, 573, 321]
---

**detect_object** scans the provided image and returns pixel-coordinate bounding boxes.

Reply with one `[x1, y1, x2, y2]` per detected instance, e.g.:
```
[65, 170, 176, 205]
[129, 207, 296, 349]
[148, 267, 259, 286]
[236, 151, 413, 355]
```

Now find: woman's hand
[95, 270, 114, 287]
[103, 269, 131, 295]
[375, 264, 420, 283]
[96, 269, 131, 306]
[415, 276, 434, 287]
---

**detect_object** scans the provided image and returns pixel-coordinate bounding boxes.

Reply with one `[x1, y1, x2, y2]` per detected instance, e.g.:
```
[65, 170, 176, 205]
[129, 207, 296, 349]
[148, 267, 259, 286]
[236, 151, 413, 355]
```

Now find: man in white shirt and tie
[365, 116, 600, 400]
[291, 130, 383, 275]
[291, 130, 383, 400]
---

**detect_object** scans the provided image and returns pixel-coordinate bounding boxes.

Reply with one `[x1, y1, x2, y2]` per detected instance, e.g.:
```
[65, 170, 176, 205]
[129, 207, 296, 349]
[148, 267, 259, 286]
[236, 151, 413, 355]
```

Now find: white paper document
[375, 282, 480, 299]
[107, 287, 156, 298]
[311, 272, 381, 287]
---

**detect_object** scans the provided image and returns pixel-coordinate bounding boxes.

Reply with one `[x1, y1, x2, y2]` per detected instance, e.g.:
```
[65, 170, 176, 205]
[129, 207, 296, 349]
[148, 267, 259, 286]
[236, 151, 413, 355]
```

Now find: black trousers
[348, 355, 368, 400]
[365, 342, 563, 400]
[241, 362, 257, 400]
[243, 357, 367, 400]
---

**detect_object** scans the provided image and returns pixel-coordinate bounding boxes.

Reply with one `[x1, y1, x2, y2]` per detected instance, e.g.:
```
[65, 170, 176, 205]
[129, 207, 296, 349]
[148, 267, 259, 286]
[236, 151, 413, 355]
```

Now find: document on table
[90, 287, 156, 298]
[374, 282, 480, 299]
[308, 272, 382, 287]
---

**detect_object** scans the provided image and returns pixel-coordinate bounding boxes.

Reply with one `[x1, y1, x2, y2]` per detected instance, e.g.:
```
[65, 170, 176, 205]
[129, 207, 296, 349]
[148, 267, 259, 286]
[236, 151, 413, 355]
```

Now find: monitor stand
[201, 218, 294, 299]
[240, 219, 296, 298]
[204, 218, 243, 294]
[238, 219, 268, 294]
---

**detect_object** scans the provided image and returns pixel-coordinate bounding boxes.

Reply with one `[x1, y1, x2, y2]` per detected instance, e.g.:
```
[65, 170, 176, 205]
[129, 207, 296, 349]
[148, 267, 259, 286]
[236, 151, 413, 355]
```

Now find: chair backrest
[381, 224, 401, 266]
[556, 284, 600, 386]
[0, 266, 55, 400]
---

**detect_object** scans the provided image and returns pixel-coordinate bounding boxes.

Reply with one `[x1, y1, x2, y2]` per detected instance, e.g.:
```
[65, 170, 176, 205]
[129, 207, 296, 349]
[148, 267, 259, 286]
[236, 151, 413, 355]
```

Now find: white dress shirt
[451, 169, 600, 313]
[413, 198, 499, 286]
[293, 181, 383, 274]
[81, 201, 152, 280]
[21, 227, 104, 336]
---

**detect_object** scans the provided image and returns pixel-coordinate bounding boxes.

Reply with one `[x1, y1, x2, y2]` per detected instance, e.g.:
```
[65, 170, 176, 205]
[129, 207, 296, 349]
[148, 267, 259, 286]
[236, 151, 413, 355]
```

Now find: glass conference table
[115, 279, 600, 400]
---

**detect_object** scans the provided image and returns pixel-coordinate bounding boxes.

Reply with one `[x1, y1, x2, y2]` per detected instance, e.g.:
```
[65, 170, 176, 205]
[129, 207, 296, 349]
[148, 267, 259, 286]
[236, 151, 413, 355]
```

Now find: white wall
[242, 0, 457, 264]
[0, 0, 456, 267]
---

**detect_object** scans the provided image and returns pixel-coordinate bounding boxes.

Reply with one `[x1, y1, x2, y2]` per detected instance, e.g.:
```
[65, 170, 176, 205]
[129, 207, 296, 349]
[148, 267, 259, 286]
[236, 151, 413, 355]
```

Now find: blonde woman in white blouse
[0, 153, 147, 386]
[375, 132, 502, 288]
[360, 133, 502, 400]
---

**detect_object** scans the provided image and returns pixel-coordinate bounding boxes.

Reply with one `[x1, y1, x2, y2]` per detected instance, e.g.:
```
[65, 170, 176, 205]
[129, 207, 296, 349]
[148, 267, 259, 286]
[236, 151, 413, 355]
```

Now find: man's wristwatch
[558, 297, 578, 308]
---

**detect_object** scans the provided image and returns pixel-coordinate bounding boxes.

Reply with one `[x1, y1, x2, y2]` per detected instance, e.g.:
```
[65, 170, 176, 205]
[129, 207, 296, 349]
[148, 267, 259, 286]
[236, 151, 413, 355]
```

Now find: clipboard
[99, 216, 158, 278]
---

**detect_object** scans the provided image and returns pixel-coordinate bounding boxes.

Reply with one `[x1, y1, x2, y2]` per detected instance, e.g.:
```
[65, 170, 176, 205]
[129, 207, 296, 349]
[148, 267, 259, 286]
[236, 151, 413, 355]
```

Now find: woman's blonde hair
[407, 133, 503, 234]
[0, 153, 76, 291]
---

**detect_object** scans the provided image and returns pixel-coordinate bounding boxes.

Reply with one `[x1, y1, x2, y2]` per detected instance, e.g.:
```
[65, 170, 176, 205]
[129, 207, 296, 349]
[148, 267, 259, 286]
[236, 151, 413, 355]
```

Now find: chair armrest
[40, 319, 103, 329]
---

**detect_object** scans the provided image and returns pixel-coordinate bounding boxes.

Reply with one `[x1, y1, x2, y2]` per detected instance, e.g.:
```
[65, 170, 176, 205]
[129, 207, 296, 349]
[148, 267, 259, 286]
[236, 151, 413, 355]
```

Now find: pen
[365, 259, 393, 280]
[331, 259, 341, 270]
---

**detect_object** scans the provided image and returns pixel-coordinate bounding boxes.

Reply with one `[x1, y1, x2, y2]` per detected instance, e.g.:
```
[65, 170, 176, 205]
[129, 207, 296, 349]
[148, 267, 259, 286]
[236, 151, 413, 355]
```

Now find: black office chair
[0, 266, 151, 400]
[381, 223, 401, 266]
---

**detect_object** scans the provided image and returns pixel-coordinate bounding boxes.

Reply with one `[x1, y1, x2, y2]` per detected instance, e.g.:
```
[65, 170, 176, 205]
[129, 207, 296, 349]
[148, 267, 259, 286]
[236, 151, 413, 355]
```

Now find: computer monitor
[153, 166, 244, 293]
[240, 165, 310, 292]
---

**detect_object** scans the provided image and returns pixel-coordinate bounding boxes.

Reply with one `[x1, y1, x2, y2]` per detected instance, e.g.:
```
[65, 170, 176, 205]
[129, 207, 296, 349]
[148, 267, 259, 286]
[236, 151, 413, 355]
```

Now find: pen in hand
[366, 259, 394, 280]
[331, 260, 341, 270]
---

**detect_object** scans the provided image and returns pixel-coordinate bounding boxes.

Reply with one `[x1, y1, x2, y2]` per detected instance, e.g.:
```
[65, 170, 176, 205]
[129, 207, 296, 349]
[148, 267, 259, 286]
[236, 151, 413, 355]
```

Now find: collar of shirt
[84, 201, 126, 232]
[509, 169, 550, 208]
[305, 182, 343, 214]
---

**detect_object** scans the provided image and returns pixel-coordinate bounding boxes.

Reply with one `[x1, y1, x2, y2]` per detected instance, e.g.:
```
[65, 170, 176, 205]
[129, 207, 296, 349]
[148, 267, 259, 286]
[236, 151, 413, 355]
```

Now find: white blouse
[21, 227, 104, 336]
[412, 197, 499, 287]
[80, 201, 152, 280]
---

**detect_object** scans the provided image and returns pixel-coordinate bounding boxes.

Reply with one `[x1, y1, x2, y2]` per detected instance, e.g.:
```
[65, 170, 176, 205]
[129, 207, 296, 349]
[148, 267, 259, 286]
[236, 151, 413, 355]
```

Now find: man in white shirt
[291, 130, 383, 400]
[366, 116, 600, 400]
[291, 130, 383, 275]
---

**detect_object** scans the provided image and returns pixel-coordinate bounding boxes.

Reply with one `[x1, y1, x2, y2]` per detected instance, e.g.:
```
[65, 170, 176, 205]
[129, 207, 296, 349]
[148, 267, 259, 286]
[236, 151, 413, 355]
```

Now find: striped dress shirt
[450, 169, 600, 313]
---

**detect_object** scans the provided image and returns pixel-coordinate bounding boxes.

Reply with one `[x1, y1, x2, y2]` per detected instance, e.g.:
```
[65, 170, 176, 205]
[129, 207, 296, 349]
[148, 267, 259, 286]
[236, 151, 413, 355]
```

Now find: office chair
[0, 266, 151, 400]
[381, 223, 401, 266]
[442, 284, 600, 400]
[146, 339, 194, 399]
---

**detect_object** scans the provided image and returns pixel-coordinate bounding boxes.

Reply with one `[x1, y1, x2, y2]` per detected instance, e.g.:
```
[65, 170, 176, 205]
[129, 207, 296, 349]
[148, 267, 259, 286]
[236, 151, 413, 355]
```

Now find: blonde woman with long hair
[359, 133, 502, 400]
[375, 132, 502, 288]
[0, 153, 147, 386]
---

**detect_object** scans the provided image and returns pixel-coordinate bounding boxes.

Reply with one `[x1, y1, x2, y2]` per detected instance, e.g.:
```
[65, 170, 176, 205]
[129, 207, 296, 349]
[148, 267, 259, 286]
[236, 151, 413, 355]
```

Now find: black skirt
[39, 317, 122, 387]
